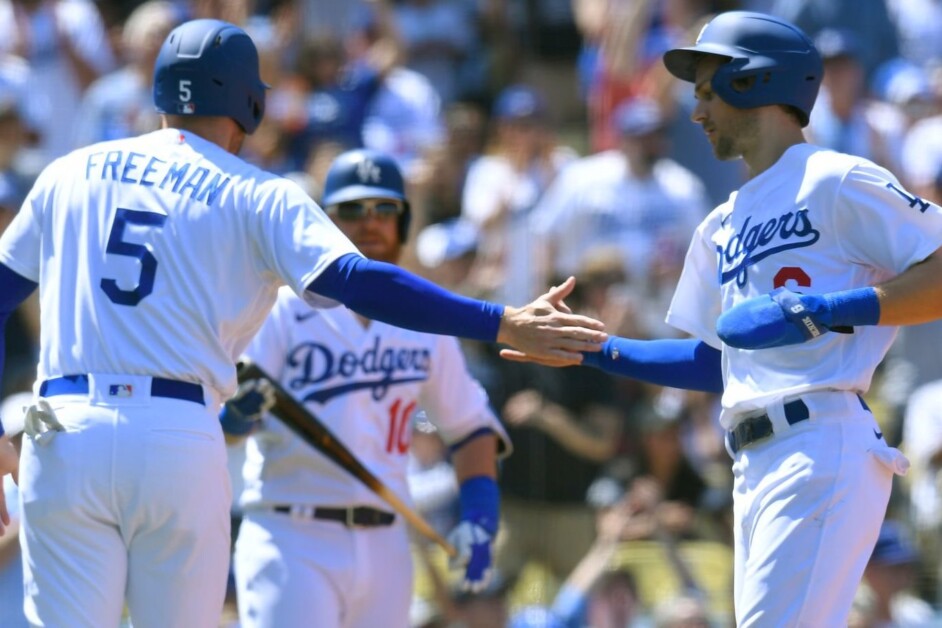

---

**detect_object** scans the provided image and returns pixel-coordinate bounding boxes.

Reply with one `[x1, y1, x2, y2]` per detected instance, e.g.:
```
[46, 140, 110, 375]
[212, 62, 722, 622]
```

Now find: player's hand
[448, 520, 495, 593]
[497, 277, 607, 367]
[220, 378, 276, 435]
[717, 287, 848, 350]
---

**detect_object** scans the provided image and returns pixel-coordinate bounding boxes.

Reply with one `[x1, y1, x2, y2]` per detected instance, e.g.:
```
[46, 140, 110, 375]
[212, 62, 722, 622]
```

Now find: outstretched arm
[504, 337, 724, 393]
[307, 253, 607, 366]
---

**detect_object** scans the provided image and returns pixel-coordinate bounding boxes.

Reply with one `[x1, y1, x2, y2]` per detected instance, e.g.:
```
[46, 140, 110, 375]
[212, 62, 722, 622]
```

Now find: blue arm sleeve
[580, 337, 724, 393]
[0, 262, 40, 435]
[306, 253, 504, 342]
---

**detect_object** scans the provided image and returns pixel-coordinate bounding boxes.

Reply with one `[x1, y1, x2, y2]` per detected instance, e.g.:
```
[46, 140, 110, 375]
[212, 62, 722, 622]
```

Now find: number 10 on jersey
[386, 399, 416, 454]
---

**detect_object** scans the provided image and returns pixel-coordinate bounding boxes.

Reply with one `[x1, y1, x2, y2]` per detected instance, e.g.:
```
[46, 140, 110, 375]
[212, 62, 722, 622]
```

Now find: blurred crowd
[3, 0, 942, 626]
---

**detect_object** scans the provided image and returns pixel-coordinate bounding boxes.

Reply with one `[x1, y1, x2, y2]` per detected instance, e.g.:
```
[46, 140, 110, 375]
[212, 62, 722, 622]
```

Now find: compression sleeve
[0, 262, 40, 435]
[580, 337, 724, 393]
[306, 253, 504, 342]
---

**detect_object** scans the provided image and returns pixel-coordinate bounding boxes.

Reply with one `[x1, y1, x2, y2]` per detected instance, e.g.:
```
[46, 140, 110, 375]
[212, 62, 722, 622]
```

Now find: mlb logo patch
[109, 384, 134, 398]
[180, 102, 196, 114]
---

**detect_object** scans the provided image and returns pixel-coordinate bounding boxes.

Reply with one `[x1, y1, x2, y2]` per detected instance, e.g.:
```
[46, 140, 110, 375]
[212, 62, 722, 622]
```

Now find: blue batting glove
[448, 476, 500, 593]
[220, 378, 276, 435]
[717, 287, 879, 350]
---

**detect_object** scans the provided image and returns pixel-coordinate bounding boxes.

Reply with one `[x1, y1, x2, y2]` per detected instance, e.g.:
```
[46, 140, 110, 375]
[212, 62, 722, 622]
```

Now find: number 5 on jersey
[101, 207, 167, 306]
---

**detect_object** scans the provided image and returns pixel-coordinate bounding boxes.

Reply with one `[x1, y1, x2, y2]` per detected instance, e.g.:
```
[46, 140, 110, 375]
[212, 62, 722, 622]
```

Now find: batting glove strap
[220, 379, 276, 435]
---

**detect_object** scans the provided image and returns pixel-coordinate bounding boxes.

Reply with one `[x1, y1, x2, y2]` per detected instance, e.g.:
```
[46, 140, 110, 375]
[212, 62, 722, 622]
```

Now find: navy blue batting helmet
[322, 149, 412, 243]
[663, 11, 822, 126]
[153, 19, 267, 134]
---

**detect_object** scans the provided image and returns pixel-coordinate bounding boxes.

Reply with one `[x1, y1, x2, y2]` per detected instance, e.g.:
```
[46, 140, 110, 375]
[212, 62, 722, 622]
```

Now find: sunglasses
[328, 199, 404, 221]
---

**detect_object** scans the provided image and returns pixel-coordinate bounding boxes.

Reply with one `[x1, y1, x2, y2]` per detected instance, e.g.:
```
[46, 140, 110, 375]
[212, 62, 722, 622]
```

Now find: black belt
[40, 374, 205, 406]
[273, 505, 396, 528]
[727, 399, 810, 454]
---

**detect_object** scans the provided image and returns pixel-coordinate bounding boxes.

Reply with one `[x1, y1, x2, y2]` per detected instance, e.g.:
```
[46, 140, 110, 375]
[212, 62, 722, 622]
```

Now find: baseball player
[506, 11, 942, 626]
[224, 148, 510, 628]
[0, 19, 605, 628]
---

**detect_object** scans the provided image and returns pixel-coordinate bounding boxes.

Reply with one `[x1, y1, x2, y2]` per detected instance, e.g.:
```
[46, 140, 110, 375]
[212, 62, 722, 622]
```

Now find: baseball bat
[236, 359, 458, 558]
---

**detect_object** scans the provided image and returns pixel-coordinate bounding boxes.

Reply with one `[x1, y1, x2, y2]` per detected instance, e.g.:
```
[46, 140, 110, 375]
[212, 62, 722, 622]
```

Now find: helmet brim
[663, 44, 741, 82]
[322, 185, 407, 207]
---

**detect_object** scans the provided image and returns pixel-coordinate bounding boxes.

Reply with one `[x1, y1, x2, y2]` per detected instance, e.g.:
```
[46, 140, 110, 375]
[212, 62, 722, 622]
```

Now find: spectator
[902, 375, 942, 603]
[391, 0, 481, 105]
[71, 1, 181, 149]
[348, 7, 445, 176]
[484, 277, 623, 591]
[532, 98, 708, 299]
[414, 218, 480, 291]
[410, 101, 487, 229]
[267, 0, 401, 171]
[0, 0, 116, 164]
[860, 520, 936, 627]
[461, 84, 576, 305]
[0, 94, 30, 234]
[808, 28, 904, 170]
[755, 0, 899, 80]
[885, 0, 942, 70]
[650, 593, 712, 628]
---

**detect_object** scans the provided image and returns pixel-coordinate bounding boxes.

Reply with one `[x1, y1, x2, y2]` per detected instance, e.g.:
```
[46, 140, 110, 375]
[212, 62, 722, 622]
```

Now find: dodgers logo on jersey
[718, 207, 820, 287]
[286, 337, 431, 403]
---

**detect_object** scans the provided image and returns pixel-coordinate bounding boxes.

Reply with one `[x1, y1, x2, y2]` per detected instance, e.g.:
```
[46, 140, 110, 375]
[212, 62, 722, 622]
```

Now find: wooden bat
[236, 359, 458, 558]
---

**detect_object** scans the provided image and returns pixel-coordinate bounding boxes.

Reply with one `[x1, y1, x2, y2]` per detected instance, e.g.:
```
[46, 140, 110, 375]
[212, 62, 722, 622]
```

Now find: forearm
[452, 432, 498, 481]
[535, 405, 619, 462]
[307, 254, 503, 342]
[581, 338, 724, 393]
[875, 248, 942, 326]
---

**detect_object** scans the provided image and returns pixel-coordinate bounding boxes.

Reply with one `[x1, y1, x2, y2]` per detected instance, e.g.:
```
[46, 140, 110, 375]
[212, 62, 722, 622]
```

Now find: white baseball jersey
[667, 143, 942, 428]
[239, 287, 511, 512]
[0, 128, 360, 404]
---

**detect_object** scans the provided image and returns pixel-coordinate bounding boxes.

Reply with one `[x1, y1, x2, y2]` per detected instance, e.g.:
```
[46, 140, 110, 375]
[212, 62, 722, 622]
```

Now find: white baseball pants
[234, 509, 413, 628]
[731, 390, 908, 627]
[18, 375, 231, 628]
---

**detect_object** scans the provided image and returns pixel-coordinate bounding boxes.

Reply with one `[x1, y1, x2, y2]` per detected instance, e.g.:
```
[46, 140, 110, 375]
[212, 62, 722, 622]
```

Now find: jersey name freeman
[285, 338, 432, 403]
[85, 150, 231, 206]
[718, 208, 820, 287]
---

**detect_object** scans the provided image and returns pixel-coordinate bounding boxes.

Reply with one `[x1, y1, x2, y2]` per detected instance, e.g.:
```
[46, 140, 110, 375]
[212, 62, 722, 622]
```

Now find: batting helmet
[322, 149, 412, 243]
[153, 19, 267, 134]
[663, 11, 822, 126]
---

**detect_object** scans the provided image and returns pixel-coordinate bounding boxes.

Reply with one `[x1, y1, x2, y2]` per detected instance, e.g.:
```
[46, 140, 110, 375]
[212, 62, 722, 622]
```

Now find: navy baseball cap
[614, 98, 664, 136]
[493, 85, 547, 121]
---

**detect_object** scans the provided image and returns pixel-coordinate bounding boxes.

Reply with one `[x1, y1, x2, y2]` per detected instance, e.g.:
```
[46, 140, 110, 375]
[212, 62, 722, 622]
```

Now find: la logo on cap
[356, 159, 381, 184]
